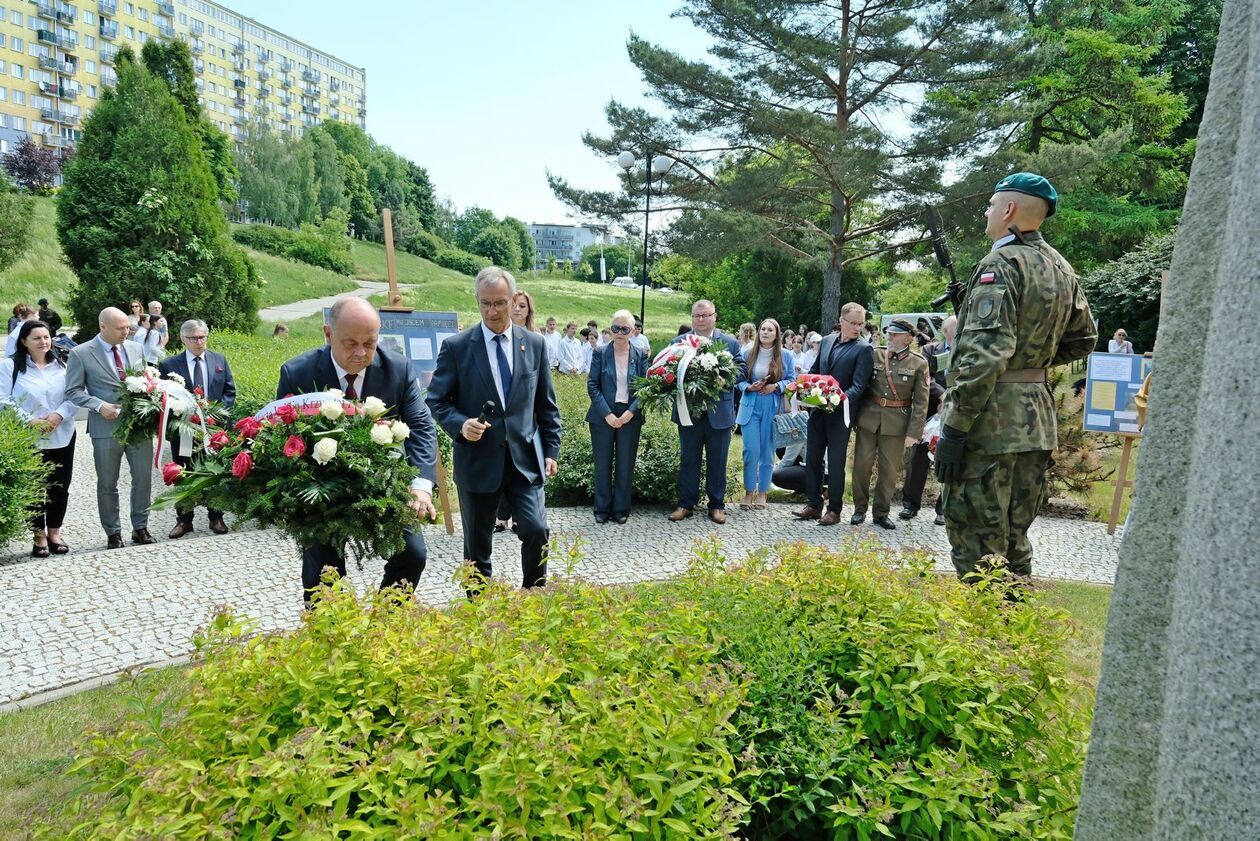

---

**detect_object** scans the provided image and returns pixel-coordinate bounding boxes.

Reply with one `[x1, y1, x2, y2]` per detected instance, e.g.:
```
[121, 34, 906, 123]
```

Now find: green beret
[994, 172, 1058, 217]
[885, 318, 915, 335]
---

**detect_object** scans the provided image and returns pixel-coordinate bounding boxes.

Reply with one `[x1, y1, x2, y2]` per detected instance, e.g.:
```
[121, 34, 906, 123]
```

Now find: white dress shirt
[5, 322, 30, 358]
[0, 358, 77, 449]
[542, 330, 561, 369]
[630, 333, 651, 355]
[185, 350, 209, 392]
[480, 322, 515, 408]
[557, 335, 584, 374]
[580, 342, 595, 373]
[331, 354, 432, 496]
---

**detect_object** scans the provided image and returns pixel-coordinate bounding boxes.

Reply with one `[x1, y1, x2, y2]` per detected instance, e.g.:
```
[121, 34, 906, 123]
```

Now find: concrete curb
[0, 655, 193, 714]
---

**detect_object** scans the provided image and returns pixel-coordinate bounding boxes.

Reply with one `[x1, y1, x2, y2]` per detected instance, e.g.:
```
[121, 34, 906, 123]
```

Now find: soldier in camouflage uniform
[851, 319, 930, 529]
[935, 173, 1097, 582]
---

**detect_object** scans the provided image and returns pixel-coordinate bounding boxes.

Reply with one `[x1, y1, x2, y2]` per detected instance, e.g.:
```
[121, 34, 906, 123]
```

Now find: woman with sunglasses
[1, 320, 77, 557]
[586, 309, 647, 523]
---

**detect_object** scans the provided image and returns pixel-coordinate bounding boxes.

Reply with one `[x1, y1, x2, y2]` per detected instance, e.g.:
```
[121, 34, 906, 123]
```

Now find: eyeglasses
[184, 335, 208, 342]
[610, 324, 632, 334]
[841, 318, 864, 327]
[130, 304, 142, 309]
[693, 311, 716, 318]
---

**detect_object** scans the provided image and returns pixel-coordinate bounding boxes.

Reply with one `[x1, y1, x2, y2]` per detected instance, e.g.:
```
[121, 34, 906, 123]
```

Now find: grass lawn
[0, 196, 78, 309]
[250, 248, 358, 308]
[0, 577, 1111, 836]
[1073, 435, 1139, 523]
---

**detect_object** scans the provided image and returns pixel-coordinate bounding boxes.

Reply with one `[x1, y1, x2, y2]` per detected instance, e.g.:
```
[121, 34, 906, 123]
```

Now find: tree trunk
[820, 188, 846, 331]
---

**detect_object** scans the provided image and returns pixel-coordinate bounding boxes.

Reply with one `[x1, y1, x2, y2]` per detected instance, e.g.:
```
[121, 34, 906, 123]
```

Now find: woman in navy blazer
[586, 309, 647, 524]
[735, 318, 795, 509]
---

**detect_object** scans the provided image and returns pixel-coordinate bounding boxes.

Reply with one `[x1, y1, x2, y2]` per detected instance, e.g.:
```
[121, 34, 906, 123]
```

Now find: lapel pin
[520, 343, 525, 352]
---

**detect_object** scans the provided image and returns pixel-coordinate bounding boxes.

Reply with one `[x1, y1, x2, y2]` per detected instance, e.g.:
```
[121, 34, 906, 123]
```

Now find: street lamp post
[617, 150, 673, 325]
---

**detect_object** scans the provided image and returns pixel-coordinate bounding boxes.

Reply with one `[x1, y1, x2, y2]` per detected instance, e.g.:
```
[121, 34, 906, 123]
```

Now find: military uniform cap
[885, 318, 915, 334]
[994, 172, 1058, 217]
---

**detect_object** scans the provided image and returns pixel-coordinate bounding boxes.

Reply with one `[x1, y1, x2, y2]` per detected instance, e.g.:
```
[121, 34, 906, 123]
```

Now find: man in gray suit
[64, 306, 156, 549]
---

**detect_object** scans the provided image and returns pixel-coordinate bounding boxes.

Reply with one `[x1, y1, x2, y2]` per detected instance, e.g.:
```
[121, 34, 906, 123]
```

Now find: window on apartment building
[137, 8, 146, 21]
[124, 3, 132, 13]
[124, 26, 133, 39]
[83, 11, 94, 24]
[10, 11, 20, 25]
[12, 116, 24, 131]
[88, 84, 96, 98]
[11, 90, 21, 105]
[84, 34, 95, 48]
[11, 63, 22, 79]
[86, 59, 95, 73]
[139, 32, 148, 44]
[11, 36, 22, 52]
[33, 95, 51, 110]
[0, 35, 5, 49]
[0, 86, 6, 101]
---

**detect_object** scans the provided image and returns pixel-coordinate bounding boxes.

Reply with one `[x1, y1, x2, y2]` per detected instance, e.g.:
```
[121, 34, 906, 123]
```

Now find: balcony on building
[156, 1, 175, 15]
[157, 24, 175, 39]
[301, 69, 318, 82]
[233, 78, 247, 89]
[37, 29, 60, 46]
[234, 113, 247, 125]
[100, 46, 118, 64]
[358, 107, 367, 118]
[232, 43, 245, 56]
[281, 93, 294, 105]
[190, 20, 203, 34]
[55, 8, 75, 25]
[302, 103, 320, 115]
[330, 94, 339, 106]
[190, 40, 204, 55]
[59, 86, 78, 100]
[303, 86, 320, 98]
[38, 55, 59, 71]
[279, 59, 293, 71]
[98, 0, 116, 13]
[259, 86, 273, 98]
[43, 134, 69, 148]
[38, 80, 59, 96]
[234, 96, 247, 109]
[101, 70, 118, 86]
[99, 21, 117, 40]
[258, 67, 271, 80]
[35, 3, 56, 21]
[60, 34, 77, 51]
[194, 59, 204, 73]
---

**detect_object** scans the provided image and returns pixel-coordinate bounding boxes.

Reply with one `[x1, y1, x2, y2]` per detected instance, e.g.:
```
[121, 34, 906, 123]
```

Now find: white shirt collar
[328, 353, 366, 392]
[991, 233, 1017, 251]
[185, 349, 205, 370]
[481, 322, 511, 343]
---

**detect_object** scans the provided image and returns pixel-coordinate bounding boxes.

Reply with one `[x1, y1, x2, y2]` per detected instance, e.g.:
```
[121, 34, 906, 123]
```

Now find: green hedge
[0, 409, 51, 544]
[47, 543, 1087, 838]
[233, 215, 354, 276]
[391, 223, 490, 277]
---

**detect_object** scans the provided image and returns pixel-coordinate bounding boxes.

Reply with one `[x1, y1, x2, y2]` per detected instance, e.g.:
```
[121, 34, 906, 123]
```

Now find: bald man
[64, 307, 155, 549]
[277, 297, 439, 604]
[935, 173, 1096, 585]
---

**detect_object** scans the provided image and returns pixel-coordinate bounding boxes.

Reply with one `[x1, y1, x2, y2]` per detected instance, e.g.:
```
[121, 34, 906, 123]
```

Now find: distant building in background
[0, 0, 365, 155]
[528, 223, 622, 270]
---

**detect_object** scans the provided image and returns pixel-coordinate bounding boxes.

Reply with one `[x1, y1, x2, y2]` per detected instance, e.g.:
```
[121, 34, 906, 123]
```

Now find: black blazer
[275, 345, 438, 485]
[159, 349, 236, 408]
[426, 324, 562, 493]
[585, 343, 646, 423]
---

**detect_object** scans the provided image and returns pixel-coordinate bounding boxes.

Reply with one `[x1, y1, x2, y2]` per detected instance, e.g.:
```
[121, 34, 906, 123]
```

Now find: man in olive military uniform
[935, 173, 1097, 582]
[851, 319, 930, 529]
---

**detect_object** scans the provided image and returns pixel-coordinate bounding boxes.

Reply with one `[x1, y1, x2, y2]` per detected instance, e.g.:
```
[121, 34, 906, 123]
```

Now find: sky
[225, 0, 714, 225]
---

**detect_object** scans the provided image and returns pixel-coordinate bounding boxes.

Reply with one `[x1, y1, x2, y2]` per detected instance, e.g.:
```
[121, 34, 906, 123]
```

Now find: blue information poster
[1083, 352, 1153, 434]
[323, 308, 460, 392]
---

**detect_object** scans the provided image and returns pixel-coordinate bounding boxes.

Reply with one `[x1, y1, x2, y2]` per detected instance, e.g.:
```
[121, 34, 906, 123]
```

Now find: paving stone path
[1, 422, 1121, 707]
[257, 278, 414, 323]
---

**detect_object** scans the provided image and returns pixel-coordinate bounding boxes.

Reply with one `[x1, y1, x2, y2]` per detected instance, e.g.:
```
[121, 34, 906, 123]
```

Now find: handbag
[772, 394, 809, 448]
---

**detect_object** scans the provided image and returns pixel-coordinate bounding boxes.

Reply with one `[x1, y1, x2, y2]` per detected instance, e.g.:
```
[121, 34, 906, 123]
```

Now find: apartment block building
[0, 0, 365, 155]
[528, 223, 622, 270]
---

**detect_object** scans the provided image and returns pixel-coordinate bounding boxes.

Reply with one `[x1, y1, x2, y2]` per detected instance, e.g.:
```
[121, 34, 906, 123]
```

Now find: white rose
[170, 401, 187, 417]
[166, 373, 185, 386]
[698, 353, 718, 370]
[326, 388, 344, 399]
[829, 393, 842, 406]
[362, 396, 388, 418]
[370, 423, 394, 446]
[390, 420, 410, 442]
[319, 400, 344, 421]
[145, 366, 161, 378]
[312, 437, 338, 465]
[125, 376, 148, 394]
[811, 386, 824, 398]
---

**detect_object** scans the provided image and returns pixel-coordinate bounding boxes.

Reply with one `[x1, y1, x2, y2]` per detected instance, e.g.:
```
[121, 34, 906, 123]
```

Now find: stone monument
[1075, 0, 1260, 836]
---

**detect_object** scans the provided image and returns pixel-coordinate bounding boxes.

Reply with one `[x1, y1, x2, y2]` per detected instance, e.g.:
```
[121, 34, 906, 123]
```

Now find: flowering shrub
[154, 391, 420, 559]
[114, 366, 224, 449]
[634, 333, 740, 417]
[786, 372, 845, 411]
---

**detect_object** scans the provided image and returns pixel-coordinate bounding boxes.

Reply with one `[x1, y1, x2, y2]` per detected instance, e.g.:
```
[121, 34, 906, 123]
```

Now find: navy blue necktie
[493, 333, 513, 406]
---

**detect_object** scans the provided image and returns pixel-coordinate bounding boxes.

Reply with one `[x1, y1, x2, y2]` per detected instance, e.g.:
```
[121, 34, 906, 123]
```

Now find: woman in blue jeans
[736, 319, 795, 509]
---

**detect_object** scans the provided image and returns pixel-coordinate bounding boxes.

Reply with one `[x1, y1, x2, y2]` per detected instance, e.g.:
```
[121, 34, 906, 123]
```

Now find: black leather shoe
[168, 522, 194, 540]
[898, 507, 917, 520]
[131, 528, 157, 545]
[614, 514, 628, 525]
[850, 512, 866, 525]
[208, 517, 229, 535]
[594, 513, 609, 524]
[933, 513, 946, 526]
[106, 533, 125, 550]
[873, 515, 897, 530]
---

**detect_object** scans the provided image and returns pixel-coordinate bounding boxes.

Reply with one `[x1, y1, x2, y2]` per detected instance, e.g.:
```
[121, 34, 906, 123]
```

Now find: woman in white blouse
[0, 320, 77, 557]
[1109, 329, 1134, 354]
[134, 315, 164, 364]
[586, 309, 647, 524]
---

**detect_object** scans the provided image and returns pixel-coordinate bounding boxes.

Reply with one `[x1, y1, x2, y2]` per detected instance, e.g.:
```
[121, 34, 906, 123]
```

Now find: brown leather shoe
[131, 528, 157, 545]
[819, 510, 842, 526]
[708, 508, 727, 525]
[792, 506, 822, 520]
[168, 522, 194, 540]
[668, 507, 693, 522]
[208, 517, 229, 535]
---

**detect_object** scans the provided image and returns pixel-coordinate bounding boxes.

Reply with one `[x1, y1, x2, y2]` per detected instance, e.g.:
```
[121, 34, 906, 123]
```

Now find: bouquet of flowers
[115, 366, 225, 457]
[787, 373, 850, 427]
[634, 334, 740, 424]
[921, 414, 942, 462]
[153, 391, 421, 561]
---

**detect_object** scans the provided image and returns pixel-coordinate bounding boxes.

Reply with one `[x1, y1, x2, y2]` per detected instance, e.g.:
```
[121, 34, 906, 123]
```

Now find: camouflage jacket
[857, 346, 930, 440]
[940, 231, 1096, 454]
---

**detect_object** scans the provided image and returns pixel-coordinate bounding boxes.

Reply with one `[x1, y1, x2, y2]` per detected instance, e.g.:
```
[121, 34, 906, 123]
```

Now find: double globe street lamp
[617, 150, 674, 324]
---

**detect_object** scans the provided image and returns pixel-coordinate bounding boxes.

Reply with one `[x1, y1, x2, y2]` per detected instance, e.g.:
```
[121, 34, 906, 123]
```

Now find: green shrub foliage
[0, 182, 34, 272]
[54, 578, 751, 838]
[57, 48, 258, 336]
[233, 209, 355, 275]
[0, 409, 52, 544]
[47, 543, 1088, 838]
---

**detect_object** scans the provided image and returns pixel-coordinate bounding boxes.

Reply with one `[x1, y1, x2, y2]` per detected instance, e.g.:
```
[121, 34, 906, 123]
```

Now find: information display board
[324, 308, 460, 392]
[1083, 352, 1153, 434]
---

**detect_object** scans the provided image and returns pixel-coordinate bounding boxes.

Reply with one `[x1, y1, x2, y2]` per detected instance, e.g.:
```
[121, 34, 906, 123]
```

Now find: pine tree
[57, 48, 258, 335]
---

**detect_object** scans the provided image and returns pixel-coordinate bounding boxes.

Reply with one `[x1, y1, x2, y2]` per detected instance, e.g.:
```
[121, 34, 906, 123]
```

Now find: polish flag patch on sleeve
[979, 272, 996, 284]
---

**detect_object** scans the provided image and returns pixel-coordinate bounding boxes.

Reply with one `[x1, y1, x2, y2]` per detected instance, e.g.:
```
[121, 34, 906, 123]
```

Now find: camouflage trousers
[941, 450, 1052, 580]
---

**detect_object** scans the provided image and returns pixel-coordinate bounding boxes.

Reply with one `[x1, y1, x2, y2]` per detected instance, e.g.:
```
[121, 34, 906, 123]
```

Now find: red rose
[208, 431, 230, 451]
[231, 451, 253, 480]
[161, 462, 183, 485]
[282, 434, 306, 458]
[205, 416, 218, 427]
[234, 416, 262, 438]
[190, 413, 202, 425]
[664, 373, 676, 385]
[274, 404, 298, 424]
[193, 386, 205, 397]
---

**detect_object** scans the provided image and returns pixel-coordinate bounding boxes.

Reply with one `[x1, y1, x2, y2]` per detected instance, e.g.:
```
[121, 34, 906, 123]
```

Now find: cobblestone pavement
[1, 422, 1121, 706]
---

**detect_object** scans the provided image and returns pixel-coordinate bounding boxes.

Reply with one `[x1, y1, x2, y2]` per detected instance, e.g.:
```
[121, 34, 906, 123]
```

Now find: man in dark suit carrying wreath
[276, 297, 438, 603]
[426, 266, 562, 591]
